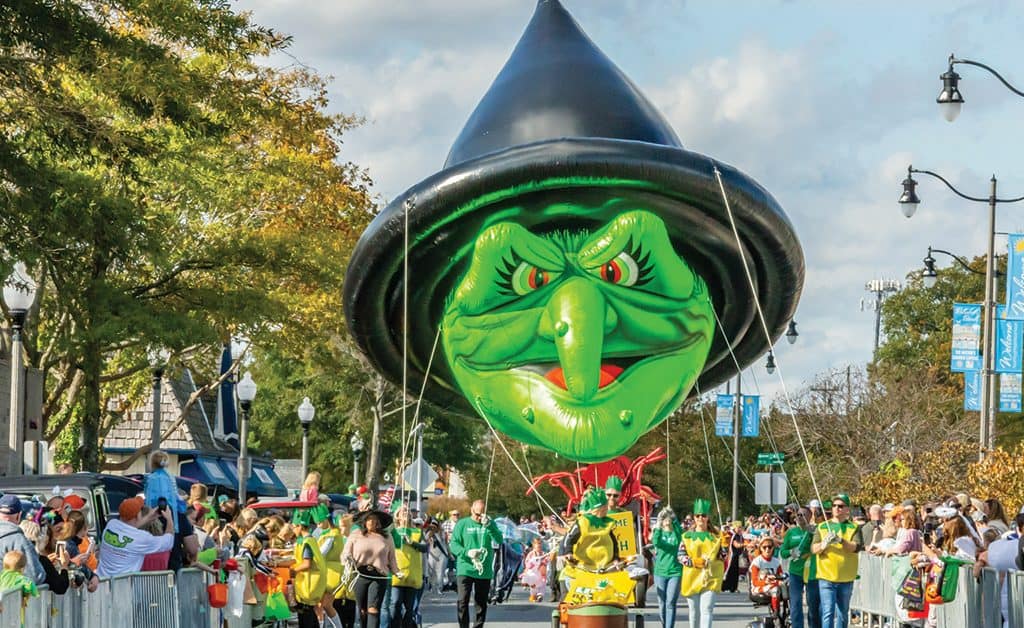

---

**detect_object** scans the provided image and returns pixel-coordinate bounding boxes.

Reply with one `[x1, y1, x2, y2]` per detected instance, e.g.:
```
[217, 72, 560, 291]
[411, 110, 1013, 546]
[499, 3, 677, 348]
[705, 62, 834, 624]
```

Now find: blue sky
[234, 0, 1024, 404]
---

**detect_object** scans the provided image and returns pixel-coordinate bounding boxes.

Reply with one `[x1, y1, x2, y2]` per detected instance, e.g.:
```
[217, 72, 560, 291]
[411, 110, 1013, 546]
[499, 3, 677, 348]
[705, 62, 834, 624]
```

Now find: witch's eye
[588, 239, 654, 288]
[599, 252, 640, 286]
[496, 251, 559, 297]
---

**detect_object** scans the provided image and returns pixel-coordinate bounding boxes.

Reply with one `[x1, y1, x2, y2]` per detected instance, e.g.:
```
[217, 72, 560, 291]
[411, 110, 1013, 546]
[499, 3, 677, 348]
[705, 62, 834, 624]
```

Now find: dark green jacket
[449, 517, 503, 579]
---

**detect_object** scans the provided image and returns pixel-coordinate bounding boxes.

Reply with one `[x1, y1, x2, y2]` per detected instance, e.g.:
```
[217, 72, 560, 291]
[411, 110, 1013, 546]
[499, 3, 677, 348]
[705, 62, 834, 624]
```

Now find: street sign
[402, 459, 439, 494]
[757, 452, 784, 465]
[754, 472, 788, 506]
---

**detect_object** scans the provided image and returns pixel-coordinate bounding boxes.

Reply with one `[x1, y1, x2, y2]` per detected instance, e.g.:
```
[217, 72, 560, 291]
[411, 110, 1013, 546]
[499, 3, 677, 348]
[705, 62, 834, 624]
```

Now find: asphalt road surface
[419, 586, 766, 627]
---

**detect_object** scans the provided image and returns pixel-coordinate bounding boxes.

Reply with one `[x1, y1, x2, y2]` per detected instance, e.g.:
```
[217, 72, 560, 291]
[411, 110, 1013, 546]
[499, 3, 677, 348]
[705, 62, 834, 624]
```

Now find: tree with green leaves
[1, 0, 373, 470]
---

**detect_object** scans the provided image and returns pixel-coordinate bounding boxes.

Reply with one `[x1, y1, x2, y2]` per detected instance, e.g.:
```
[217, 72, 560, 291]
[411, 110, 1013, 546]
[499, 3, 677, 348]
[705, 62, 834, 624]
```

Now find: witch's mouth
[515, 356, 648, 390]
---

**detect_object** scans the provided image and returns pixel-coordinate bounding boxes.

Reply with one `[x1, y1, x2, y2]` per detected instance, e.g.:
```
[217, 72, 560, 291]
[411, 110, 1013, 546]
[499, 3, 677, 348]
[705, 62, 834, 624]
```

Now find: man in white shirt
[97, 496, 174, 577]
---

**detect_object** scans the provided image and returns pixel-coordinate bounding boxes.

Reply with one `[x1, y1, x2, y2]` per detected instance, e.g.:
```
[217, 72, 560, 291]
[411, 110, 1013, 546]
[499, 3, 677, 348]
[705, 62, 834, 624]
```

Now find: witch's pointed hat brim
[342, 1, 804, 416]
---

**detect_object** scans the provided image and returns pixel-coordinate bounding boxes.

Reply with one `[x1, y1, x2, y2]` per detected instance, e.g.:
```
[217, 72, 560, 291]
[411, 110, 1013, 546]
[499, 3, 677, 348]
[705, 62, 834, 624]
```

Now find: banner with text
[996, 305, 1024, 373]
[715, 394, 734, 437]
[1006, 234, 1024, 319]
[1000, 373, 1022, 413]
[951, 303, 982, 372]
[964, 370, 981, 411]
[741, 395, 760, 437]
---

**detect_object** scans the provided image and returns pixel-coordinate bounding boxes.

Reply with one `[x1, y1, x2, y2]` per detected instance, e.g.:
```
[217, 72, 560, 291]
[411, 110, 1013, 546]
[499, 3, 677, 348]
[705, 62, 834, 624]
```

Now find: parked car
[324, 493, 356, 512]
[0, 473, 122, 539]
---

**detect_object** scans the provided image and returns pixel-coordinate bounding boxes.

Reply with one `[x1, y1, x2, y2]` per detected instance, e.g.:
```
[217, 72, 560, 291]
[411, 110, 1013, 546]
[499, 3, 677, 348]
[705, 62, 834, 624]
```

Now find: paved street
[419, 586, 764, 627]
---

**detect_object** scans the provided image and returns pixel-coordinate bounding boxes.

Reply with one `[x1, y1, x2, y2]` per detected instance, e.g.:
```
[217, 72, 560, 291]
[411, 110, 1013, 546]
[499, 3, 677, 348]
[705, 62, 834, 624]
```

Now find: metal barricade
[81, 577, 110, 628]
[132, 571, 179, 628]
[850, 552, 900, 626]
[979, 567, 1002, 628]
[49, 585, 86, 628]
[1008, 570, 1024, 628]
[22, 584, 47, 628]
[109, 574, 135, 627]
[176, 569, 214, 628]
[0, 588, 21, 628]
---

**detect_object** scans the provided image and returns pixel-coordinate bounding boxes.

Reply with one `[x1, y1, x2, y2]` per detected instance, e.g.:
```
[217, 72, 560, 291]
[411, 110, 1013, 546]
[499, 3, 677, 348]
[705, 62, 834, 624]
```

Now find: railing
[850, 552, 1024, 628]
[1, 567, 262, 628]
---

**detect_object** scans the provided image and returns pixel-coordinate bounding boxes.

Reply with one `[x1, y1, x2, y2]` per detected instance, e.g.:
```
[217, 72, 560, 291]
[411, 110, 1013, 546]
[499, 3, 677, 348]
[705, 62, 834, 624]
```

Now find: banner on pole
[741, 395, 760, 437]
[995, 305, 1024, 373]
[964, 370, 981, 411]
[1006, 234, 1024, 319]
[951, 303, 982, 372]
[715, 394, 734, 437]
[1000, 373, 1022, 413]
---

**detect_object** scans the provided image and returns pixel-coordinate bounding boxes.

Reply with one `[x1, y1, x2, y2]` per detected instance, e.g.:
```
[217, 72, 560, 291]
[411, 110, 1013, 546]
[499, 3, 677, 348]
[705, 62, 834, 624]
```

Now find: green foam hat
[390, 498, 405, 515]
[832, 493, 851, 507]
[292, 509, 313, 528]
[581, 487, 607, 512]
[692, 498, 711, 516]
[604, 476, 623, 493]
[311, 504, 330, 524]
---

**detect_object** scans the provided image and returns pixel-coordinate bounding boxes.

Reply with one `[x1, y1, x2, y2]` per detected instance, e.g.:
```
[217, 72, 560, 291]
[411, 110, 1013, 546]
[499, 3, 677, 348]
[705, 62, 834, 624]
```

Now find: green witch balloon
[343, 0, 804, 461]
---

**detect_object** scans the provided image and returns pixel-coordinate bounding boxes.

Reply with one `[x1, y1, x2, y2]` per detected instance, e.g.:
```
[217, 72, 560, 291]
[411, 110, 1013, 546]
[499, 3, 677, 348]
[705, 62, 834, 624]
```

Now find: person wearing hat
[287, 509, 327, 628]
[651, 505, 682, 627]
[342, 509, 399, 628]
[96, 496, 174, 578]
[0, 495, 43, 585]
[560, 488, 619, 573]
[390, 504, 427, 628]
[811, 494, 864, 628]
[779, 507, 819, 628]
[604, 476, 625, 514]
[449, 499, 503, 628]
[343, 0, 804, 464]
[679, 499, 725, 628]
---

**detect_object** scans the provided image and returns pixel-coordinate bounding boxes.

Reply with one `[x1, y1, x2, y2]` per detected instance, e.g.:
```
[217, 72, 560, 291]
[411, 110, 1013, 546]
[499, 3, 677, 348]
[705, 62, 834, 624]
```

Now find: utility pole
[861, 279, 901, 357]
[730, 371, 741, 522]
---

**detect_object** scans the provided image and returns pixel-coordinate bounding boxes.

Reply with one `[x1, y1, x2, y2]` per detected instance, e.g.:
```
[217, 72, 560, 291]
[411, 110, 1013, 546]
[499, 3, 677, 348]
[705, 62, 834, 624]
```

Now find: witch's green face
[442, 210, 714, 461]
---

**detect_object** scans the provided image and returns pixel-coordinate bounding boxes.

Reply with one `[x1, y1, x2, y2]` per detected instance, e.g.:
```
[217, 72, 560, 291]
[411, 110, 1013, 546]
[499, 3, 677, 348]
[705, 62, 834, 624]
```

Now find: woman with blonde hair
[300, 471, 322, 502]
[187, 483, 209, 508]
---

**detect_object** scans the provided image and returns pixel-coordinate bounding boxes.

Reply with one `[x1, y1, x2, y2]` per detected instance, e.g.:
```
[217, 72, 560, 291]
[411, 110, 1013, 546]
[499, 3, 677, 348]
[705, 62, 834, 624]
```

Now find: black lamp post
[350, 432, 364, 487]
[900, 166, 1024, 457]
[920, 246, 996, 290]
[297, 397, 315, 482]
[937, 54, 1024, 122]
[147, 347, 170, 471]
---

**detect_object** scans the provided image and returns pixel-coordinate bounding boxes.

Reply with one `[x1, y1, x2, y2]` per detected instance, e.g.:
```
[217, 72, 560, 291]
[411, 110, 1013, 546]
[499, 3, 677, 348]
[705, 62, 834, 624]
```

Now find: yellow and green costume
[392, 527, 425, 589]
[680, 499, 723, 597]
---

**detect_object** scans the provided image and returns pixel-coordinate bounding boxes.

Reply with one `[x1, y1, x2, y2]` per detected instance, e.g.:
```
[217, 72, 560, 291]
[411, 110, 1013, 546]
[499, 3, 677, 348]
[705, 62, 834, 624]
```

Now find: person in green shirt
[651, 505, 682, 628]
[449, 499, 503, 628]
[779, 507, 819, 628]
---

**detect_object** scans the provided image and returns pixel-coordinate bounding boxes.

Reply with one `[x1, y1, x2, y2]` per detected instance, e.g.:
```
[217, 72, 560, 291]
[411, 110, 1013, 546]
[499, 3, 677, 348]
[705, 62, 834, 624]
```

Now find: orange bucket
[207, 582, 228, 608]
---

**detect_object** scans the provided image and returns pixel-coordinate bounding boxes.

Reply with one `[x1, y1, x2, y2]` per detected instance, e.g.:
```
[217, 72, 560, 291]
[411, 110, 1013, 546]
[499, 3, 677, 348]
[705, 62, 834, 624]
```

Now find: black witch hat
[344, 0, 804, 411]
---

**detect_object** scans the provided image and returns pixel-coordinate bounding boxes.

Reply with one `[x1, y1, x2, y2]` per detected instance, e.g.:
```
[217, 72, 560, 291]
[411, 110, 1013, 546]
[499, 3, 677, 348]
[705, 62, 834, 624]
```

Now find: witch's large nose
[540, 277, 616, 401]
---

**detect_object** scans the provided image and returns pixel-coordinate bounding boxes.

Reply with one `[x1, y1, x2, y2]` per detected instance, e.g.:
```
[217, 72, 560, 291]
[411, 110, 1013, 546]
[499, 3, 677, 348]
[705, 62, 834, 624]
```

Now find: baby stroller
[748, 577, 790, 628]
[489, 541, 524, 604]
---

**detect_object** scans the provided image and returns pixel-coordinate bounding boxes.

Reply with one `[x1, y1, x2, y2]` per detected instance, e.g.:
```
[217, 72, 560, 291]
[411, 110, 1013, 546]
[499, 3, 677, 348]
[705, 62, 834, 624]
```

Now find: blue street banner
[995, 305, 1024, 373]
[999, 373, 1022, 413]
[715, 394, 734, 437]
[964, 370, 981, 411]
[741, 395, 760, 437]
[951, 303, 982, 372]
[1006, 234, 1024, 319]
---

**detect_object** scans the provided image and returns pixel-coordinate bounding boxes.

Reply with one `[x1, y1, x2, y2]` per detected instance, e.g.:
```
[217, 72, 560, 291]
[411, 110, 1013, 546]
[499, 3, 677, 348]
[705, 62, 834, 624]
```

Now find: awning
[216, 458, 288, 498]
[179, 456, 287, 497]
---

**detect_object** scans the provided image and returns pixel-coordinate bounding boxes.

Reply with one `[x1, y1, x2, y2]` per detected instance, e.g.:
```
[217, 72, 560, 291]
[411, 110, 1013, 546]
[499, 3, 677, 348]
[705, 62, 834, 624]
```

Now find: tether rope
[693, 383, 725, 529]
[711, 164, 823, 510]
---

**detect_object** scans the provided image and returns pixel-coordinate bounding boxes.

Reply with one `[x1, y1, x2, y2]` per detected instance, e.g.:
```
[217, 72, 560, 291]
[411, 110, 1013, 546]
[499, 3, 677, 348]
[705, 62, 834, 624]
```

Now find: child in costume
[0, 550, 39, 615]
[560, 487, 619, 572]
[520, 537, 549, 602]
[679, 499, 726, 628]
[749, 537, 784, 598]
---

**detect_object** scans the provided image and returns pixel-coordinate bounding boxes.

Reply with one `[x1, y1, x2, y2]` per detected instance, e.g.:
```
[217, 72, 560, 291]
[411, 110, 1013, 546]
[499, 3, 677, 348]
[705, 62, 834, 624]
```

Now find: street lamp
[937, 54, 1024, 123]
[920, 246, 994, 290]
[785, 320, 799, 345]
[147, 346, 170, 471]
[3, 262, 37, 476]
[765, 352, 776, 375]
[297, 396, 315, 482]
[899, 166, 1024, 457]
[349, 432, 364, 487]
[236, 371, 257, 504]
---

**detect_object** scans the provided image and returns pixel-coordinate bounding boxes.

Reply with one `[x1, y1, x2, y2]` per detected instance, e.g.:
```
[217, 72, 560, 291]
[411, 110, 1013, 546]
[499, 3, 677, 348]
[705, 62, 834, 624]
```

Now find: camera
[157, 497, 168, 513]
[68, 568, 86, 587]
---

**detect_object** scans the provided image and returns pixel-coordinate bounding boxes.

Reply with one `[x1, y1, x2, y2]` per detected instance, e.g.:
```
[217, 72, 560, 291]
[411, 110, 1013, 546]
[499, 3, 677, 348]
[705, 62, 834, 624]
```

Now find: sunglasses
[832, 503, 848, 509]
[605, 493, 621, 498]
[693, 513, 708, 518]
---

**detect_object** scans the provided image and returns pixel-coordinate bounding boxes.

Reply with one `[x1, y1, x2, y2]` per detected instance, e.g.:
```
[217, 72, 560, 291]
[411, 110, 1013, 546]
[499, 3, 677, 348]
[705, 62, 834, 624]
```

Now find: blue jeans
[790, 573, 822, 628]
[389, 586, 419, 628]
[654, 574, 681, 628]
[818, 580, 853, 628]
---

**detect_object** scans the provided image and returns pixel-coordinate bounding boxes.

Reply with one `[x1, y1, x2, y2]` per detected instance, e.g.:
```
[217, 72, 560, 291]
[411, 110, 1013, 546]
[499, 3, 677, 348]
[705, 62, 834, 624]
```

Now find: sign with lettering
[607, 511, 638, 558]
[964, 370, 981, 411]
[995, 305, 1024, 374]
[715, 394, 734, 436]
[741, 395, 760, 437]
[951, 303, 982, 372]
[1000, 373, 1022, 413]
[1006, 234, 1024, 319]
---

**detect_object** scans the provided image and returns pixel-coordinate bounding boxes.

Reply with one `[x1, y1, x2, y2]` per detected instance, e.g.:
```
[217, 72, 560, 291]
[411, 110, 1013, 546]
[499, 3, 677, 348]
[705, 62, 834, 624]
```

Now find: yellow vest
[392, 528, 424, 589]
[319, 528, 344, 591]
[293, 536, 327, 604]
[814, 520, 859, 583]
[679, 530, 724, 597]
[572, 515, 616, 570]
